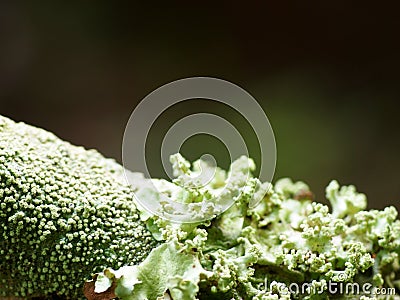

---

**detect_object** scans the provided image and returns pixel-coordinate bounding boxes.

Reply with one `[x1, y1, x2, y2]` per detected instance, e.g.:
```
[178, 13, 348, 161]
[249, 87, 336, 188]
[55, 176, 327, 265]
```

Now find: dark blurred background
[1, 2, 399, 209]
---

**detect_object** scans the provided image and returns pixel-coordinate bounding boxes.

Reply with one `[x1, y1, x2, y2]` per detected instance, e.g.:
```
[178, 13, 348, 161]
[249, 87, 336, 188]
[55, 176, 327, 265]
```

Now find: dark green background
[1, 2, 399, 209]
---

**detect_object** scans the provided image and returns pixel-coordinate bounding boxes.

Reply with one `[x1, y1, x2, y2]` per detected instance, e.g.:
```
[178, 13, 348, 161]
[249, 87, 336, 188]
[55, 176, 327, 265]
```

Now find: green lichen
[1, 115, 399, 299]
[92, 156, 400, 299]
[0, 115, 157, 299]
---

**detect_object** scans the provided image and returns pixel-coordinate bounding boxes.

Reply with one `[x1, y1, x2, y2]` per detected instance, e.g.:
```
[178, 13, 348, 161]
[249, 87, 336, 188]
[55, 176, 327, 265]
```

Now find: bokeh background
[1, 2, 399, 209]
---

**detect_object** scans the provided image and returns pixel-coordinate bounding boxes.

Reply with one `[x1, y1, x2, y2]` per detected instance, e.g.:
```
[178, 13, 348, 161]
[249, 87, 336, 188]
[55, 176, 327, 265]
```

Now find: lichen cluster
[91, 156, 400, 299]
[0, 116, 157, 298]
[1, 115, 399, 299]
